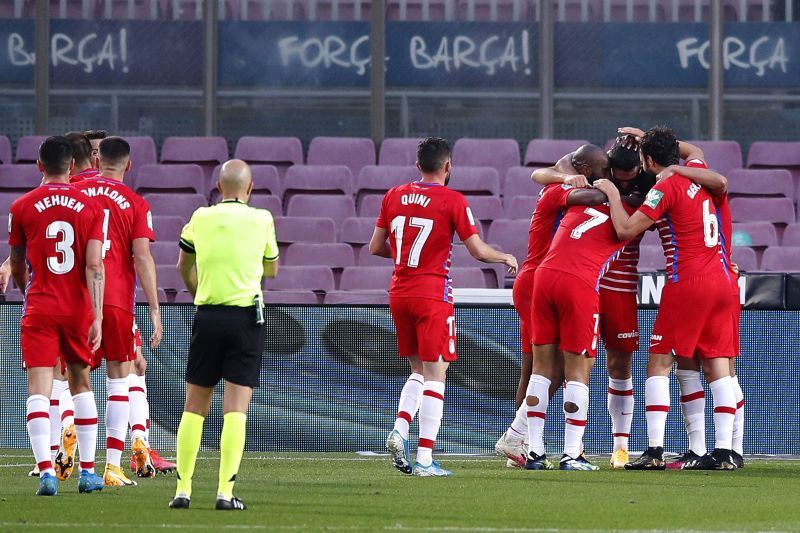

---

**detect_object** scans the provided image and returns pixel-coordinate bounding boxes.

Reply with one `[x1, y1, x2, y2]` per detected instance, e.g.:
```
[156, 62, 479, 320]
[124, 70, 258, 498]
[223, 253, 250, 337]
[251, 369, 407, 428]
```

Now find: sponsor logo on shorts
[448, 339, 455, 354]
[617, 331, 639, 339]
[644, 189, 663, 209]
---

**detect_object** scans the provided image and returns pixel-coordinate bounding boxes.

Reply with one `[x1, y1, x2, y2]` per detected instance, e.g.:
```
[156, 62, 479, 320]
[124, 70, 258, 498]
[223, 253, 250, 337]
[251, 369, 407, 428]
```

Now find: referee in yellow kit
[169, 159, 279, 511]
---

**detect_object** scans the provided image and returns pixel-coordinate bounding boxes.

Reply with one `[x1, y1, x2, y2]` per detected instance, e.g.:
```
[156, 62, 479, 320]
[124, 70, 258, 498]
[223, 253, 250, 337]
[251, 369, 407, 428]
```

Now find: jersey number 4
[390, 216, 434, 267]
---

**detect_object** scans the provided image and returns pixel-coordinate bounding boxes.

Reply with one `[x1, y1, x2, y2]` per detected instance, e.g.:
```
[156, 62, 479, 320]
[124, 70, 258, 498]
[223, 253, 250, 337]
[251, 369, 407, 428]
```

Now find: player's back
[378, 181, 478, 302]
[75, 176, 154, 311]
[522, 183, 573, 271]
[9, 183, 101, 316]
[539, 203, 631, 290]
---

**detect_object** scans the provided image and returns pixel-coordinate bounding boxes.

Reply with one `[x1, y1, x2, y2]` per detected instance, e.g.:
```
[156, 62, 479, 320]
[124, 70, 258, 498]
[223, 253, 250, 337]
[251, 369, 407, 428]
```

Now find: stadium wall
[1, 303, 798, 455]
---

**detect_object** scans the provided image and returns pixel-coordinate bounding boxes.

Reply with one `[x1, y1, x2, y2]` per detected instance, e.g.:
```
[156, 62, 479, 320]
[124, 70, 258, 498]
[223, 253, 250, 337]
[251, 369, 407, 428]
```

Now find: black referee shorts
[186, 305, 265, 389]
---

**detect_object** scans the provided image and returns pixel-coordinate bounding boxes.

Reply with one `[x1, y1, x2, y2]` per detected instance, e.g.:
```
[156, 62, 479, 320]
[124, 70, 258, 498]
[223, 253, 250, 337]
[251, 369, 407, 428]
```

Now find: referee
[169, 159, 279, 511]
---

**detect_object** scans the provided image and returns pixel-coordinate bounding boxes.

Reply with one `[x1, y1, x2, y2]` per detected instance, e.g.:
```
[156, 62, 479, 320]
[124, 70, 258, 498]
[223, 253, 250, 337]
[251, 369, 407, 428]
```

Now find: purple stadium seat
[152, 215, 186, 241]
[449, 267, 487, 288]
[0, 136, 11, 164]
[356, 246, 393, 266]
[161, 136, 229, 183]
[452, 139, 520, 184]
[15, 136, 47, 164]
[729, 198, 795, 225]
[0, 192, 19, 213]
[284, 243, 355, 268]
[731, 247, 757, 272]
[504, 196, 538, 219]
[524, 139, 589, 167]
[325, 290, 388, 304]
[340, 217, 376, 245]
[378, 138, 421, 166]
[239, 0, 305, 20]
[311, 0, 371, 20]
[731, 222, 777, 248]
[339, 266, 393, 290]
[386, 0, 450, 20]
[503, 167, 542, 201]
[356, 165, 417, 202]
[135, 288, 169, 304]
[486, 219, 529, 270]
[358, 194, 383, 218]
[149, 241, 179, 266]
[283, 165, 353, 201]
[747, 141, 800, 170]
[727, 168, 793, 200]
[783, 224, 800, 247]
[684, 140, 742, 176]
[233, 136, 303, 173]
[450, 244, 504, 288]
[264, 265, 336, 292]
[640, 228, 661, 247]
[465, 196, 503, 228]
[457, 0, 530, 21]
[248, 194, 283, 216]
[760, 247, 800, 272]
[449, 167, 500, 196]
[174, 290, 195, 303]
[0, 165, 41, 191]
[135, 164, 205, 195]
[143, 193, 208, 221]
[264, 290, 320, 304]
[210, 165, 282, 202]
[156, 265, 184, 292]
[638, 245, 666, 272]
[306, 137, 375, 177]
[286, 195, 355, 229]
[125, 136, 158, 183]
[274, 216, 336, 244]
[99, 0, 165, 19]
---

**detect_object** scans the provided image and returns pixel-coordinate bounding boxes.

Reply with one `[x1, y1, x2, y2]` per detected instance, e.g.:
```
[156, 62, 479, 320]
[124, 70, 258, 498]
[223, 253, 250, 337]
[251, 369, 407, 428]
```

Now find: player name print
[401, 193, 431, 208]
[80, 185, 132, 210]
[33, 195, 86, 213]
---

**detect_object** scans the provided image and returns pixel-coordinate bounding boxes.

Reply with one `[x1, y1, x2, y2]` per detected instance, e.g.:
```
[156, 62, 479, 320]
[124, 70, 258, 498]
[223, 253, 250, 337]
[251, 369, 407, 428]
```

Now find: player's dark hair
[65, 132, 93, 167]
[83, 129, 109, 141]
[99, 136, 131, 164]
[609, 142, 640, 172]
[38, 136, 73, 175]
[417, 137, 451, 173]
[640, 126, 680, 167]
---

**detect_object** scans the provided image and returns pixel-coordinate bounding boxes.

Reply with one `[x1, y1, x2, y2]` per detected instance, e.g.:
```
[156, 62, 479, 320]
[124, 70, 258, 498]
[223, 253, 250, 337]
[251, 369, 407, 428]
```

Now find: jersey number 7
[390, 216, 434, 268]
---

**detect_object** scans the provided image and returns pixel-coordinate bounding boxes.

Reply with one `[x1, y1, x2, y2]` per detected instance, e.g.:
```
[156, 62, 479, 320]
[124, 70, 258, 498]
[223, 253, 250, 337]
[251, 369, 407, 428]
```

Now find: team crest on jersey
[644, 189, 663, 209]
[560, 184, 574, 191]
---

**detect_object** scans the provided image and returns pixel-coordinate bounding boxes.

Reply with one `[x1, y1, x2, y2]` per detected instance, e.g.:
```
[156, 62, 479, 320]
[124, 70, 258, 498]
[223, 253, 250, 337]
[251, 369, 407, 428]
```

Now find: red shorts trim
[512, 268, 536, 352]
[21, 313, 94, 369]
[389, 297, 457, 362]
[599, 288, 638, 353]
[650, 273, 735, 359]
[95, 306, 135, 363]
[531, 269, 600, 357]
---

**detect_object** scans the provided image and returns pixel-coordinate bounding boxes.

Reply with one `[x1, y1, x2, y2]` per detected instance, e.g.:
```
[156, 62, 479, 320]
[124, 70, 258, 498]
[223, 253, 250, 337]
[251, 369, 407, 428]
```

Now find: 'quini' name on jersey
[34, 195, 86, 213]
[80, 186, 131, 210]
[401, 193, 431, 208]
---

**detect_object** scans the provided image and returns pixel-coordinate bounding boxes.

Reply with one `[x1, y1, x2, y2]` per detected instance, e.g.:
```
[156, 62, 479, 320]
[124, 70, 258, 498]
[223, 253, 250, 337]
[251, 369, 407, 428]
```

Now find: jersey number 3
[46, 221, 75, 275]
[390, 216, 434, 267]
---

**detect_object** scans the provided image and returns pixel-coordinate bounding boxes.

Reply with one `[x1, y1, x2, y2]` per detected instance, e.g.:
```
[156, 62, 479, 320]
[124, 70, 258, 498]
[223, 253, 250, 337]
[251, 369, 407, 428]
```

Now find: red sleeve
[132, 196, 155, 241]
[376, 191, 389, 229]
[547, 183, 574, 208]
[685, 159, 708, 170]
[453, 193, 480, 241]
[8, 199, 25, 248]
[637, 179, 673, 222]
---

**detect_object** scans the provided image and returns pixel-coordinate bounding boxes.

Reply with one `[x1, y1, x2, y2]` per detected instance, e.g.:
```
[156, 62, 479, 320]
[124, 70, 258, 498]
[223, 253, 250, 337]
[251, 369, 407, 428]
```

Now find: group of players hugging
[375, 127, 744, 476]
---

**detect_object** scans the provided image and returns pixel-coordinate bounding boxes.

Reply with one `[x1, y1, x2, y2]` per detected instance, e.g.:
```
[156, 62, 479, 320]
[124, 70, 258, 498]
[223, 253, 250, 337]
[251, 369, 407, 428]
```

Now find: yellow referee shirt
[179, 200, 279, 307]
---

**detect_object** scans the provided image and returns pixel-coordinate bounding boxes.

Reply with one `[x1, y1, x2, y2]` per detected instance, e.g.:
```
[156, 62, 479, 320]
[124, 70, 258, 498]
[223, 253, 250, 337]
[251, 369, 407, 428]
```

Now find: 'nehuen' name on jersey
[80, 186, 131, 210]
[34, 195, 86, 213]
[401, 193, 431, 207]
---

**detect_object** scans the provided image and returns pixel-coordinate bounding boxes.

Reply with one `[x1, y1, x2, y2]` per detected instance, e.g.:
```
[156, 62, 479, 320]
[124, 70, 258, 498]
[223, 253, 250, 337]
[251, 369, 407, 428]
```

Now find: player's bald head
[218, 159, 252, 199]
[571, 144, 610, 182]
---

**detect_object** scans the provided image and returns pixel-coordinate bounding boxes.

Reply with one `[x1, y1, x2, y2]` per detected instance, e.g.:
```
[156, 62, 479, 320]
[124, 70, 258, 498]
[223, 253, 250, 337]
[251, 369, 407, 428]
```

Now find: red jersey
[376, 181, 479, 302]
[599, 234, 642, 293]
[8, 183, 103, 316]
[69, 168, 100, 184]
[538, 203, 633, 291]
[640, 160, 728, 283]
[520, 183, 573, 272]
[75, 177, 154, 312]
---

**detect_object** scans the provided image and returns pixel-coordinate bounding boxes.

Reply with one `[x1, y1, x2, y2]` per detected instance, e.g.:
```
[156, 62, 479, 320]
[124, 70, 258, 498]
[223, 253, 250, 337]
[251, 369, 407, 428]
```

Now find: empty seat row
[639, 245, 800, 273]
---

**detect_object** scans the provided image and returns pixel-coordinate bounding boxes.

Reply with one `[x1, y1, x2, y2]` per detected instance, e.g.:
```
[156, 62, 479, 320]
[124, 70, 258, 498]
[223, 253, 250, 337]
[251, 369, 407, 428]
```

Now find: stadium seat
[338, 266, 393, 290]
[378, 138, 421, 166]
[264, 290, 320, 304]
[760, 246, 800, 272]
[783, 224, 800, 247]
[135, 288, 170, 304]
[452, 139, 520, 185]
[386, 0, 453, 20]
[286, 195, 355, 229]
[727, 168, 793, 200]
[0, 165, 41, 191]
[486, 219, 529, 271]
[640, 229, 661, 247]
[0, 192, 19, 213]
[638, 245, 666, 271]
[248, 194, 283, 216]
[143, 193, 208, 221]
[747, 141, 800, 184]
[135, 164, 206, 195]
[449, 167, 500, 196]
[449, 266, 487, 288]
[340, 217, 376, 245]
[684, 140, 742, 176]
[264, 265, 336, 292]
[358, 194, 383, 218]
[310, 0, 371, 20]
[731, 222, 778, 248]
[283, 165, 353, 202]
[450, 244, 504, 288]
[503, 167, 542, 201]
[0, 136, 11, 164]
[125, 136, 158, 183]
[356, 246, 393, 266]
[152, 215, 186, 241]
[239, 0, 305, 20]
[729, 198, 796, 225]
[160, 136, 229, 183]
[524, 139, 589, 167]
[355, 165, 418, 203]
[284, 242, 355, 269]
[173, 290, 195, 303]
[3, 289, 23, 302]
[150, 241, 179, 266]
[306, 137, 375, 177]
[98, 0, 165, 19]
[504, 196, 538, 219]
[731, 246, 758, 272]
[274, 216, 336, 244]
[457, 0, 530, 21]
[465, 196, 503, 235]
[210, 164, 281, 200]
[233, 136, 303, 176]
[156, 265, 184, 291]
[324, 290, 389, 304]
[15, 136, 47, 164]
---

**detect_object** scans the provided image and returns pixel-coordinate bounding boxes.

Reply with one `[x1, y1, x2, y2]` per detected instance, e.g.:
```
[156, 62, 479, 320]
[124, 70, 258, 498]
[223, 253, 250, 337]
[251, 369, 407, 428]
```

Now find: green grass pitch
[0, 450, 798, 532]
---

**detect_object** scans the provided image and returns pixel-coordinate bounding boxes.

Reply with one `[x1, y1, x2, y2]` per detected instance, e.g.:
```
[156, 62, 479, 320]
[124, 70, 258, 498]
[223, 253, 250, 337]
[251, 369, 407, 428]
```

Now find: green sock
[175, 411, 205, 498]
[217, 412, 247, 500]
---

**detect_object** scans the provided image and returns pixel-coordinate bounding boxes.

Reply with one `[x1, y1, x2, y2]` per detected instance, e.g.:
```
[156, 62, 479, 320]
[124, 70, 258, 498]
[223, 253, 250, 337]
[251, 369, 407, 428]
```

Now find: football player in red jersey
[595, 126, 737, 471]
[75, 136, 163, 485]
[66, 132, 100, 184]
[83, 129, 109, 160]
[370, 138, 517, 477]
[9, 136, 106, 495]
